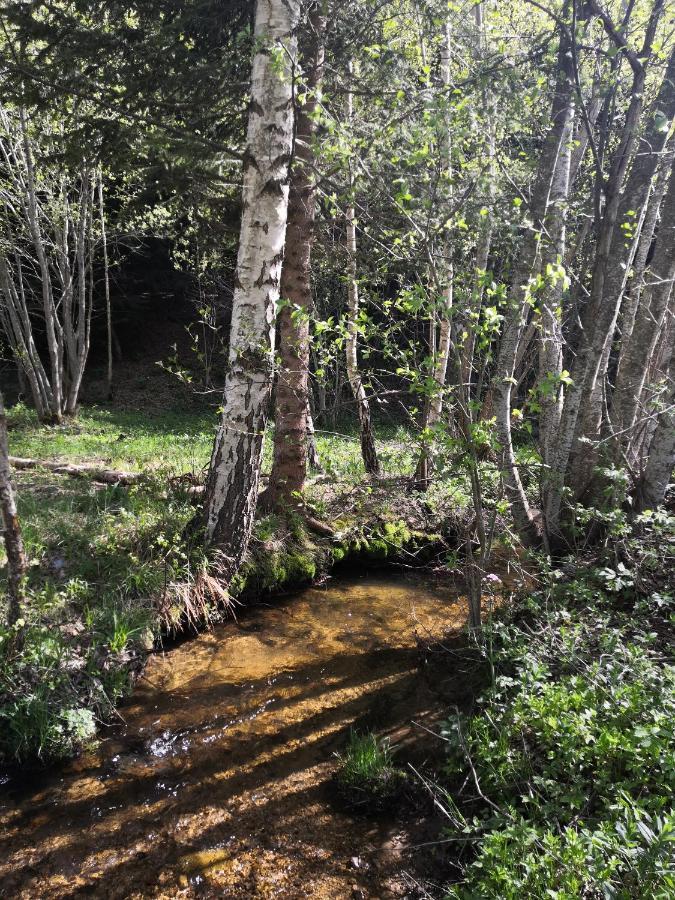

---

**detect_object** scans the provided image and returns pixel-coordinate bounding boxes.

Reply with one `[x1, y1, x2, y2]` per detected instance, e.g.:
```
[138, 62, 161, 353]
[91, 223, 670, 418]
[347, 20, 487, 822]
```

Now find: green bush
[0, 623, 102, 762]
[443, 520, 675, 899]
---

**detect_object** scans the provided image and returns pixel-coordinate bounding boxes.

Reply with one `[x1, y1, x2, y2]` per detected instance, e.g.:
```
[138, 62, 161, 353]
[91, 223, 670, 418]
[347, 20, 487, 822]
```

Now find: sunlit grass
[8, 403, 215, 474]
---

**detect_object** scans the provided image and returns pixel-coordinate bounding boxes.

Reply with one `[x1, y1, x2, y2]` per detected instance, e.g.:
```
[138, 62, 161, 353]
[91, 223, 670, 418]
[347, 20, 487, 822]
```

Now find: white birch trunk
[0, 106, 96, 423]
[539, 68, 575, 529]
[612, 162, 675, 462]
[491, 21, 576, 545]
[546, 4, 664, 529]
[98, 170, 113, 399]
[204, 0, 299, 566]
[638, 339, 675, 510]
[414, 18, 453, 487]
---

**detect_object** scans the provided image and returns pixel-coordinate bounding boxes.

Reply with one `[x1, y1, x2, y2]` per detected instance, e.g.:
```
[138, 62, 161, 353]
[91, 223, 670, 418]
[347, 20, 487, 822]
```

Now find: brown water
[0, 574, 469, 899]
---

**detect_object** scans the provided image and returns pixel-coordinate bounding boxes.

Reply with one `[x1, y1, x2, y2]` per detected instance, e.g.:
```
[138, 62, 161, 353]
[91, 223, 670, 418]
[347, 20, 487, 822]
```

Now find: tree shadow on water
[1, 642, 459, 898]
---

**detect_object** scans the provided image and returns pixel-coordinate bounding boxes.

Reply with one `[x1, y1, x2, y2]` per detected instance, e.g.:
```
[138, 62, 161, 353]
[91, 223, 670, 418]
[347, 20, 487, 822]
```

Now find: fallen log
[9, 456, 146, 486]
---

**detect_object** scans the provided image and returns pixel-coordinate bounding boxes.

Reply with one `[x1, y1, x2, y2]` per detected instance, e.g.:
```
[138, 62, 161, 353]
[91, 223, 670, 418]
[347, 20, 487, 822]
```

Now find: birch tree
[612, 162, 675, 467]
[414, 17, 454, 489]
[0, 107, 96, 423]
[542, 0, 665, 537]
[203, 0, 300, 570]
[492, 15, 576, 545]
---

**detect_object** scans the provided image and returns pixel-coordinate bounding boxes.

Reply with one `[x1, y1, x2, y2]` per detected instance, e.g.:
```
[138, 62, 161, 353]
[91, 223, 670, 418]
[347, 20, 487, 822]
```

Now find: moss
[331, 545, 346, 563]
[229, 566, 251, 599]
[230, 515, 444, 602]
[284, 550, 317, 584]
[383, 520, 412, 547]
[366, 538, 389, 559]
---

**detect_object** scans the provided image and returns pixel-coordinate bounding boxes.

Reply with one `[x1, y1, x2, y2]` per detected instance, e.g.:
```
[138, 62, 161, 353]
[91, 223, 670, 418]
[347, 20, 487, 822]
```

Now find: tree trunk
[203, 0, 299, 572]
[546, 0, 665, 531]
[460, 0, 495, 403]
[539, 30, 575, 528]
[0, 392, 27, 626]
[636, 341, 675, 511]
[306, 407, 323, 473]
[414, 17, 454, 490]
[612, 161, 675, 464]
[0, 106, 96, 423]
[570, 49, 675, 495]
[344, 62, 380, 476]
[98, 170, 114, 401]
[268, 2, 326, 510]
[492, 15, 576, 546]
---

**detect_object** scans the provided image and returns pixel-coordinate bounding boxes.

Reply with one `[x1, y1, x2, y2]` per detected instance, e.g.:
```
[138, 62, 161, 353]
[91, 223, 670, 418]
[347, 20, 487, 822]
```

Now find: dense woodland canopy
[0, 0, 674, 897]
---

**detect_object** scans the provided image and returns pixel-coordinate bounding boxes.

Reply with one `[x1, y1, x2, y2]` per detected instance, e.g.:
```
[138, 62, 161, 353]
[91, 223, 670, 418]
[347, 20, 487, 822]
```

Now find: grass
[8, 403, 420, 479]
[335, 729, 408, 810]
[8, 403, 215, 474]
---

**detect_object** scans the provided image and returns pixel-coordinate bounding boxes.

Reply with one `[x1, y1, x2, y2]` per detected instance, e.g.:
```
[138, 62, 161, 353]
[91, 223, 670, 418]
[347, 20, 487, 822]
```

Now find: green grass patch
[8, 403, 215, 474]
[335, 729, 409, 812]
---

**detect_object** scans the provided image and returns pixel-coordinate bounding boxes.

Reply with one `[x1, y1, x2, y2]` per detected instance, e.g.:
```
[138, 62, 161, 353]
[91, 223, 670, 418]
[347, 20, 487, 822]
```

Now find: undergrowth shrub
[0, 477, 208, 766]
[443, 511, 675, 898]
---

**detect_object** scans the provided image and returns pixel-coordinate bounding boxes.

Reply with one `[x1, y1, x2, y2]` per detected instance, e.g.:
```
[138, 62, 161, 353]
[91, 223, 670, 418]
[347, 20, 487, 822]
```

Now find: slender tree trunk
[546, 0, 665, 531]
[64, 167, 94, 417]
[204, 0, 299, 570]
[492, 15, 576, 546]
[0, 106, 96, 423]
[0, 391, 27, 626]
[306, 407, 323, 473]
[461, 1, 495, 401]
[539, 35, 575, 527]
[344, 62, 379, 476]
[570, 49, 675, 495]
[268, 2, 326, 510]
[636, 340, 675, 511]
[19, 108, 64, 422]
[98, 170, 113, 401]
[612, 163, 675, 463]
[414, 18, 454, 489]
[618, 141, 675, 349]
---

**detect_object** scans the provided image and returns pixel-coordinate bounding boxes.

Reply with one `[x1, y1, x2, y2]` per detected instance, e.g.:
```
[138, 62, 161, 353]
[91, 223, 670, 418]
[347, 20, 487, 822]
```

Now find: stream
[0, 574, 470, 898]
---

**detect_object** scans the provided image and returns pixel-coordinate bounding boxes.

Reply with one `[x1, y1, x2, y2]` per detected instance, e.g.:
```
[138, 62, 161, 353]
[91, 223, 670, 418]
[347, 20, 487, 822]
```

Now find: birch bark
[0, 107, 96, 422]
[414, 17, 454, 488]
[204, 0, 299, 567]
[98, 170, 114, 400]
[546, 0, 664, 530]
[492, 18, 576, 545]
[345, 62, 380, 476]
[636, 339, 675, 510]
[612, 162, 675, 462]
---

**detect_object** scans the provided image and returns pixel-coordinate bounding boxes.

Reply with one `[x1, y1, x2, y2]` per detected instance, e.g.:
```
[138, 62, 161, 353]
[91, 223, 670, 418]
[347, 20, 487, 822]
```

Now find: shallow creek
[0, 574, 470, 898]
